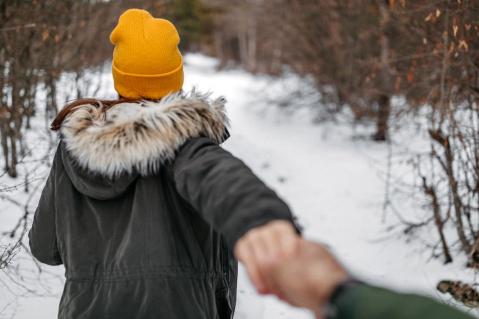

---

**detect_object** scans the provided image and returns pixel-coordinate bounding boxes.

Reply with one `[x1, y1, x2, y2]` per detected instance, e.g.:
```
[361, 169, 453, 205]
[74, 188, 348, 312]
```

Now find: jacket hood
[60, 143, 139, 200]
[59, 90, 230, 200]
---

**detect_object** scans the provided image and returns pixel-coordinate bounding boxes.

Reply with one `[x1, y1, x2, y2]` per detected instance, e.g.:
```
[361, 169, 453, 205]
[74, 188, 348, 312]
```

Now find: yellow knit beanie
[110, 9, 184, 99]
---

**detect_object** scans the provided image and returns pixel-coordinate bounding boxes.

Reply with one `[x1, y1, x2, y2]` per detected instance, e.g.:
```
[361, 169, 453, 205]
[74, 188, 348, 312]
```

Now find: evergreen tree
[167, 0, 210, 51]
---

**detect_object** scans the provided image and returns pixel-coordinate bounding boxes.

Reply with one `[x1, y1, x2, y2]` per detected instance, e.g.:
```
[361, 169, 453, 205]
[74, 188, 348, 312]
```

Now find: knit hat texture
[110, 9, 184, 99]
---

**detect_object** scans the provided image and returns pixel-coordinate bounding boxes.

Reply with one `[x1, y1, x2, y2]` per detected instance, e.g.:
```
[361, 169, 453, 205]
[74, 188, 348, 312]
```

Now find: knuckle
[246, 228, 260, 239]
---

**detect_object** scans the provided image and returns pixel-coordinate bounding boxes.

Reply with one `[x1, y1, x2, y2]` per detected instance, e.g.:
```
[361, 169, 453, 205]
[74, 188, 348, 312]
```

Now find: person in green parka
[28, 8, 301, 319]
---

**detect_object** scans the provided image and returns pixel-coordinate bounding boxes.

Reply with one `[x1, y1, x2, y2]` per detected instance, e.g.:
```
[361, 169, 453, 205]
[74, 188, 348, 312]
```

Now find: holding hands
[235, 222, 477, 319]
[234, 221, 349, 317]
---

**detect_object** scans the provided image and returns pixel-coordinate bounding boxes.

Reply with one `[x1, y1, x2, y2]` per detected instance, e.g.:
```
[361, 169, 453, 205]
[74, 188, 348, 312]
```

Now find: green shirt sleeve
[330, 283, 475, 319]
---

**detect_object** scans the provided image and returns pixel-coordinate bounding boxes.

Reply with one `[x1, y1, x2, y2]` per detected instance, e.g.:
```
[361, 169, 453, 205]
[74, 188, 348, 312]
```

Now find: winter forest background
[1, 0, 479, 318]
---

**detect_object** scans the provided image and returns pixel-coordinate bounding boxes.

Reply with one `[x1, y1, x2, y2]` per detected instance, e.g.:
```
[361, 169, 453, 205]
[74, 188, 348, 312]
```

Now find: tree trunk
[247, 20, 257, 72]
[0, 120, 9, 174]
[422, 177, 453, 264]
[373, 0, 392, 142]
[430, 129, 472, 254]
[374, 94, 390, 141]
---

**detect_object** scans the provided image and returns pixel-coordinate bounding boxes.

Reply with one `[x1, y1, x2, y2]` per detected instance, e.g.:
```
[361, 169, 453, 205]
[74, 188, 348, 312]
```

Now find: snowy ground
[1, 54, 478, 318]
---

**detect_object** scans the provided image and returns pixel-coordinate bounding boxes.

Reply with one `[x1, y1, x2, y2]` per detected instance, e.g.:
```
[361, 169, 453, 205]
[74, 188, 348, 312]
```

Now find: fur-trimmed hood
[58, 90, 230, 198]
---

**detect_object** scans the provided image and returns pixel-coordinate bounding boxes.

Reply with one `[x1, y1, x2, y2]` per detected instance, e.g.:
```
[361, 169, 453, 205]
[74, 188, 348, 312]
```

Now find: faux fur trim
[60, 90, 230, 178]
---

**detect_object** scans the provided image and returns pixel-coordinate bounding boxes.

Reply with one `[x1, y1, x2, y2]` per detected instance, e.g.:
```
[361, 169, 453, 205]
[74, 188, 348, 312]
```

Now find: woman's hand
[234, 220, 300, 294]
[269, 239, 350, 318]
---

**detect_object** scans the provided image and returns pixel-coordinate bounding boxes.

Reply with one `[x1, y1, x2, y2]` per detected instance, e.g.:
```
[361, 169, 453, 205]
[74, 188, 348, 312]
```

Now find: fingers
[234, 220, 301, 294]
[235, 227, 274, 294]
[237, 233, 351, 315]
[235, 239, 268, 293]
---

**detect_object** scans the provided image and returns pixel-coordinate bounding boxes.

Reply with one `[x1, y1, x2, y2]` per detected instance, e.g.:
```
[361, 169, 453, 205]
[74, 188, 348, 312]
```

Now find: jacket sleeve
[172, 137, 301, 250]
[330, 283, 474, 319]
[28, 146, 62, 266]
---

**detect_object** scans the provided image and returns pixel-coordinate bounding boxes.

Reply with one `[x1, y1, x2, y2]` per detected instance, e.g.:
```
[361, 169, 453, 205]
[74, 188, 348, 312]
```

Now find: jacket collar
[60, 90, 230, 178]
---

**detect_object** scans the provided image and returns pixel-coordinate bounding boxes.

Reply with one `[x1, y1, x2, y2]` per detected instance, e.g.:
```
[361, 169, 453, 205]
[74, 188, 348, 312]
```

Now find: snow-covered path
[184, 55, 477, 318]
[2, 54, 477, 318]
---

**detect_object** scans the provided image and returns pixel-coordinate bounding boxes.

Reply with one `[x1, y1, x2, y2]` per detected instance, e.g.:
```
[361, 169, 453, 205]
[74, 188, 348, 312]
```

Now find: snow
[1, 53, 478, 318]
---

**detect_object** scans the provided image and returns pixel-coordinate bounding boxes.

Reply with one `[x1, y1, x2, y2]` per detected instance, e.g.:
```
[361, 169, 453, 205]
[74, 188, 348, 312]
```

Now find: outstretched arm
[269, 240, 474, 319]
[172, 137, 301, 292]
[331, 283, 474, 319]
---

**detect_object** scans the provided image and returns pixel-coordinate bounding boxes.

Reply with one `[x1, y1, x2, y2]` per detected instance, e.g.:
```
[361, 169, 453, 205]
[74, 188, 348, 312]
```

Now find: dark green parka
[329, 283, 475, 319]
[28, 91, 298, 319]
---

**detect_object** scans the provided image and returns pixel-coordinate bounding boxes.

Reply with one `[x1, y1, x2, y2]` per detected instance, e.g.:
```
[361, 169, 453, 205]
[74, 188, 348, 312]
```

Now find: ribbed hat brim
[112, 62, 184, 99]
